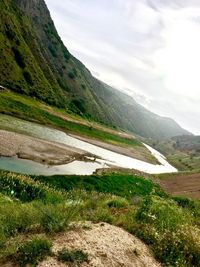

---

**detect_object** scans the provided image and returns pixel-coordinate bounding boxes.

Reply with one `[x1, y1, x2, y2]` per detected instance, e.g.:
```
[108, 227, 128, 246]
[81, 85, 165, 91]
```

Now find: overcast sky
[45, 0, 200, 134]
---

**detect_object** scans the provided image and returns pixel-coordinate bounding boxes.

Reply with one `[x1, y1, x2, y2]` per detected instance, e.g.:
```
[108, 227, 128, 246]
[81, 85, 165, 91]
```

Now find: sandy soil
[38, 222, 161, 267]
[70, 134, 158, 164]
[156, 172, 200, 199]
[0, 130, 91, 165]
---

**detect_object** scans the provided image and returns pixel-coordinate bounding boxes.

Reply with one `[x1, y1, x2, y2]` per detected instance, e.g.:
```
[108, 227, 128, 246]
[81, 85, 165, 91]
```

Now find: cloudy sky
[45, 0, 200, 134]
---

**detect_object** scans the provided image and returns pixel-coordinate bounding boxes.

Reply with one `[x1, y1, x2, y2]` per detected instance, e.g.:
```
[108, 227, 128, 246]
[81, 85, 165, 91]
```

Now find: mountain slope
[0, 0, 190, 139]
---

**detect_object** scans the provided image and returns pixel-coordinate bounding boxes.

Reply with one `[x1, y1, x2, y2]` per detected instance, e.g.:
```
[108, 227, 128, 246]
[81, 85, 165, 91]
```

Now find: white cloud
[45, 0, 200, 134]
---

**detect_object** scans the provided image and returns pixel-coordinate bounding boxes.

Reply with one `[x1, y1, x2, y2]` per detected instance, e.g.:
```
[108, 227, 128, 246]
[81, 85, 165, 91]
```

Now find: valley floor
[0, 91, 157, 164]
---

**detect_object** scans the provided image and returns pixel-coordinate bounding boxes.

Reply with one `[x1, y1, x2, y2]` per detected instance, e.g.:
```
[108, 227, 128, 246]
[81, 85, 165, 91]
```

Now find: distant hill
[148, 135, 200, 171]
[172, 135, 200, 154]
[0, 0, 190, 139]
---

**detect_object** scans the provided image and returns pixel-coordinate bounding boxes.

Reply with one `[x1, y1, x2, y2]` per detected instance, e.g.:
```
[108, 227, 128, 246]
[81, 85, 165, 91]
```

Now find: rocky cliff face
[0, 0, 190, 139]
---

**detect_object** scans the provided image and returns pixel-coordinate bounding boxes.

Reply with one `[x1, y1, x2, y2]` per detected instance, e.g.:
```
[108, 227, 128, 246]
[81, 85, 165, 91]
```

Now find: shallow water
[0, 114, 177, 175]
[0, 157, 109, 175]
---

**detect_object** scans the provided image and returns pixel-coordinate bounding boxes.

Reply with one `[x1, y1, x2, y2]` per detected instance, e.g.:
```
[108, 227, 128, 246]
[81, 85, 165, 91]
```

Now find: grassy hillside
[0, 91, 142, 149]
[0, 170, 200, 267]
[0, 0, 189, 139]
[149, 135, 200, 171]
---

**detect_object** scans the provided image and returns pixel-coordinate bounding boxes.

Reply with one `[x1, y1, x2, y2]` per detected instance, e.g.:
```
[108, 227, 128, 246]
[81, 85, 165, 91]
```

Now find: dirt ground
[0, 130, 91, 165]
[157, 172, 200, 199]
[38, 222, 161, 267]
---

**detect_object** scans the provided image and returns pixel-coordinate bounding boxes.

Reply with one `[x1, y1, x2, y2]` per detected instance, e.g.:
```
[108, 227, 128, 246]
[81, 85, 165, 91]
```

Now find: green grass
[31, 173, 166, 199]
[13, 238, 52, 267]
[57, 248, 88, 265]
[134, 196, 200, 266]
[0, 170, 200, 267]
[0, 91, 142, 148]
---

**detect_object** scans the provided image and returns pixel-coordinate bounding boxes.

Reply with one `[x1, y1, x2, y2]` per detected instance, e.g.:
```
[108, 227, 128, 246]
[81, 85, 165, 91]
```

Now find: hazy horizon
[45, 0, 200, 135]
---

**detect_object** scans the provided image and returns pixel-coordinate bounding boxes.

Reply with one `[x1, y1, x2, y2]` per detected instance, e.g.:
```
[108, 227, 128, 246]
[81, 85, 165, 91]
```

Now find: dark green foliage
[68, 68, 77, 80]
[48, 45, 57, 57]
[68, 71, 75, 79]
[81, 84, 86, 89]
[106, 197, 129, 208]
[57, 248, 88, 265]
[23, 70, 33, 86]
[14, 238, 52, 267]
[12, 47, 25, 69]
[63, 49, 70, 61]
[72, 68, 78, 77]
[5, 28, 15, 41]
[71, 98, 86, 114]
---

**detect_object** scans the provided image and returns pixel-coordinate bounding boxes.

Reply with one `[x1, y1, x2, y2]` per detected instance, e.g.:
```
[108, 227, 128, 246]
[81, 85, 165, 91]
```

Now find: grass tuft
[14, 238, 52, 267]
[57, 248, 88, 265]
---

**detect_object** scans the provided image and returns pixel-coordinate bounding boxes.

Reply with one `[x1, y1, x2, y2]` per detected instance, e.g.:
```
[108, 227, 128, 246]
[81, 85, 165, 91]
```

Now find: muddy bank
[0, 130, 92, 165]
[70, 134, 159, 164]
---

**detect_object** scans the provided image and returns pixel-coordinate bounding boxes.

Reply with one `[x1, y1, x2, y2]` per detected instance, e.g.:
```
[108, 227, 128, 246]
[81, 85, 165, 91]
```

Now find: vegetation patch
[32, 173, 166, 199]
[57, 248, 88, 265]
[0, 92, 143, 149]
[0, 170, 200, 267]
[105, 196, 129, 208]
[14, 238, 52, 267]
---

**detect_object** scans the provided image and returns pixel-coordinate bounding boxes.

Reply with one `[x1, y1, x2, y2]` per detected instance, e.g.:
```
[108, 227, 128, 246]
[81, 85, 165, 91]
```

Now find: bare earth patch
[157, 172, 200, 199]
[0, 130, 91, 165]
[39, 222, 161, 267]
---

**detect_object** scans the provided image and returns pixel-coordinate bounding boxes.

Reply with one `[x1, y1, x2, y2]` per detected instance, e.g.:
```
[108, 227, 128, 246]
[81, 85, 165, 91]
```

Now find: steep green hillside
[0, 0, 190, 139]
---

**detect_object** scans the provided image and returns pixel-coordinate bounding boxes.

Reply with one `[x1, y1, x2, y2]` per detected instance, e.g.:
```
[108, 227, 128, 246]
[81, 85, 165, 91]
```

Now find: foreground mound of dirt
[39, 222, 161, 267]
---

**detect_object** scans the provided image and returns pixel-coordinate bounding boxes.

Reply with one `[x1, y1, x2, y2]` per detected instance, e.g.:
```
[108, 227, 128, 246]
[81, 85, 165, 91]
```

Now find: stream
[0, 115, 177, 175]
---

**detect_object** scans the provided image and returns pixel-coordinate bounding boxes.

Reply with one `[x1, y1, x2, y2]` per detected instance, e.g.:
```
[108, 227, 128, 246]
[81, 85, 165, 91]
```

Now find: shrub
[70, 98, 86, 113]
[0, 203, 39, 237]
[48, 45, 57, 57]
[81, 84, 86, 89]
[41, 205, 76, 233]
[23, 71, 34, 86]
[136, 196, 192, 231]
[134, 196, 200, 266]
[5, 28, 15, 41]
[68, 71, 75, 79]
[12, 47, 25, 69]
[14, 238, 52, 267]
[57, 248, 88, 265]
[105, 197, 129, 208]
[63, 49, 70, 61]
